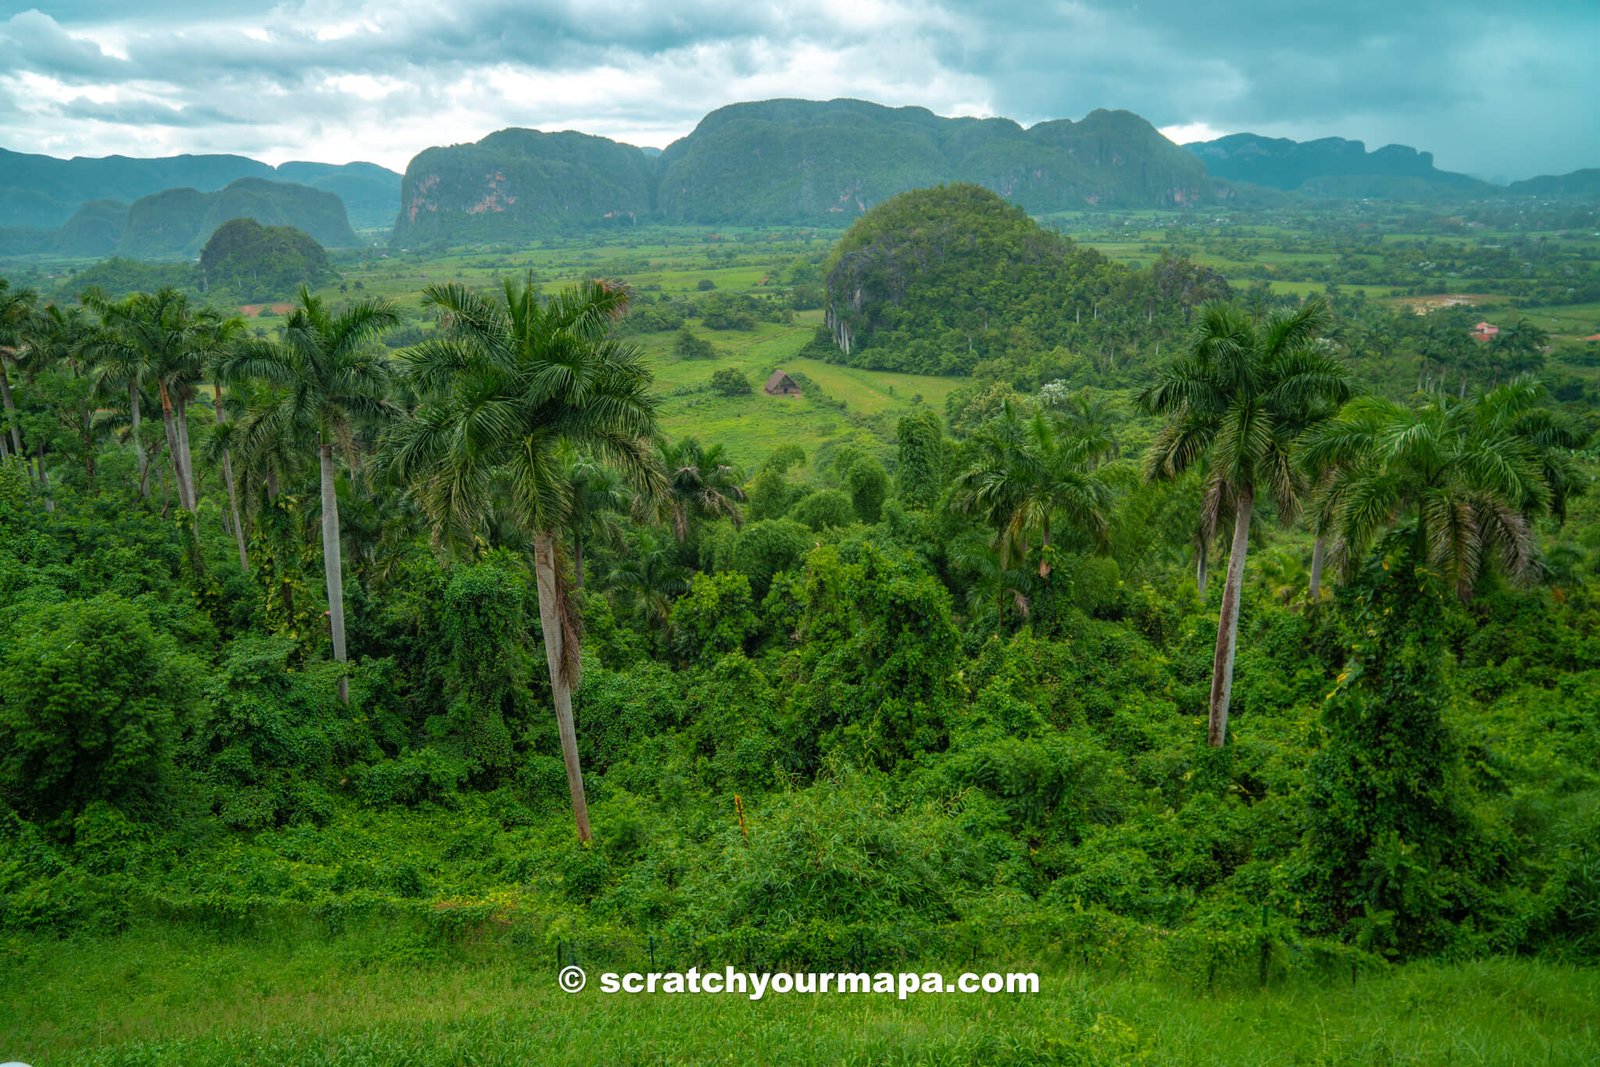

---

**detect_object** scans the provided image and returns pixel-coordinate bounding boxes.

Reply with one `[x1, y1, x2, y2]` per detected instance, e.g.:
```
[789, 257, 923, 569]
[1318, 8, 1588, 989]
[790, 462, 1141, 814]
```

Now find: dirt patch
[1393, 293, 1496, 315]
[238, 303, 294, 318]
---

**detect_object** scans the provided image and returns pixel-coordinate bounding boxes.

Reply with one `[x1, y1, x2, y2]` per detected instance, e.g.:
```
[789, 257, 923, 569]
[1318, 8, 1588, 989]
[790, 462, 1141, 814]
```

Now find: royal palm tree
[659, 436, 746, 542]
[222, 286, 399, 702]
[1140, 297, 1350, 746]
[195, 311, 253, 571]
[25, 302, 108, 499]
[383, 277, 663, 842]
[951, 402, 1112, 579]
[0, 278, 38, 461]
[88, 288, 206, 512]
[1302, 377, 1581, 599]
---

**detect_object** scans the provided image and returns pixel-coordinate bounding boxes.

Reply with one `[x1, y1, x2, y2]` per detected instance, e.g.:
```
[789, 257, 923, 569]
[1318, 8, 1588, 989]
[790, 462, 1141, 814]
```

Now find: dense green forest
[2, 189, 1599, 1061]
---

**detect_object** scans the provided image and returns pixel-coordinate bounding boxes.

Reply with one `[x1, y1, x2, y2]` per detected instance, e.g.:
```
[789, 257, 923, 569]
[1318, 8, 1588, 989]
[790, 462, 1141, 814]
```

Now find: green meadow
[5, 929, 1598, 1065]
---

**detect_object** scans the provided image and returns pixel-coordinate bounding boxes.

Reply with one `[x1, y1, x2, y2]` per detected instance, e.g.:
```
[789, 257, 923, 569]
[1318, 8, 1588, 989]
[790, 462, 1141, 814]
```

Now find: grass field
[4, 928, 1597, 1065]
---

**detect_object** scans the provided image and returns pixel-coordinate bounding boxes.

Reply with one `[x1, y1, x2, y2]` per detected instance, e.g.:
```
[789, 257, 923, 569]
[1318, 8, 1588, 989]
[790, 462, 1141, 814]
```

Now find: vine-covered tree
[221, 286, 399, 702]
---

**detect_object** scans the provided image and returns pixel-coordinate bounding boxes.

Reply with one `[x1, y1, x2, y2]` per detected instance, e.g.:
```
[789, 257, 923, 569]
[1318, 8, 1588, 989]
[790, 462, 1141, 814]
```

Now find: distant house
[764, 370, 802, 396]
[1472, 321, 1500, 341]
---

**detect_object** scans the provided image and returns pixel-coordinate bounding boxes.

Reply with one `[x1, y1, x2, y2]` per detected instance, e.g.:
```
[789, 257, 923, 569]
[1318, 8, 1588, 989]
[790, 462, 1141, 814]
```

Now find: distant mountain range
[0, 147, 400, 231]
[396, 99, 1211, 243]
[0, 178, 358, 258]
[1182, 134, 1494, 198]
[0, 99, 1595, 259]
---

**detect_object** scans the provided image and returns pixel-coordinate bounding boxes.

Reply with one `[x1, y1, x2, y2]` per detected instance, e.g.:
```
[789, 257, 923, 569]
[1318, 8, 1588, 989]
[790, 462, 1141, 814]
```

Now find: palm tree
[25, 302, 108, 499]
[221, 286, 399, 702]
[659, 436, 746, 541]
[599, 531, 691, 641]
[383, 277, 663, 842]
[1140, 297, 1350, 747]
[951, 402, 1113, 579]
[565, 449, 633, 588]
[195, 311, 253, 571]
[1302, 376, 1580, 599]
[0, 278, 38, 461]
[88, 288, 206, 513]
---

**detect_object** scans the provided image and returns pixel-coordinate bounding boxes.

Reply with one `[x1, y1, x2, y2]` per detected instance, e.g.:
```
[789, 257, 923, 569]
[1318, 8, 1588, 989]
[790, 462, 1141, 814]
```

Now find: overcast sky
[2, 1, 1595, 181]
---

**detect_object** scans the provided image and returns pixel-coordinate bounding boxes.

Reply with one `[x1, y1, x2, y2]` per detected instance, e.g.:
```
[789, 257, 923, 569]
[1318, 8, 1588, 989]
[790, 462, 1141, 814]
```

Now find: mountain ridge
[0, 147, 400, 231]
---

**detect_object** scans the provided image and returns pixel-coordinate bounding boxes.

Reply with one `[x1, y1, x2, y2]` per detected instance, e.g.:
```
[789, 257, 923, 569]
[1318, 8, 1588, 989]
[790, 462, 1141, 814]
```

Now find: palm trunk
[130, 380, 148, 498]
[533, 530, 593, 843]
[1208, 487, 1254, 747]
[1309, 535, 1327, 600]
[1196, 544, 1209, 599]
[0, 356, 22, 459]
[319, 442, 349, 704]
[36, 441, 54, 512]
[158, 381, 194, 513]
[214, 384, 248, 571]
[175, 393, 197, 509]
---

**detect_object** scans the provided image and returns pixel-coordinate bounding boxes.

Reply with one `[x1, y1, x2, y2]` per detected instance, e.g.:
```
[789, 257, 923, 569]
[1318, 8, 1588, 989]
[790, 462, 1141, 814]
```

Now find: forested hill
[653, 99, 1210, 222]
[1183, 133, 1494, 198]
[0, 178, 360, 259]
[391, 99, 1212, 242]
[396, 128, 658, 245]
[0, 147, 400, 231]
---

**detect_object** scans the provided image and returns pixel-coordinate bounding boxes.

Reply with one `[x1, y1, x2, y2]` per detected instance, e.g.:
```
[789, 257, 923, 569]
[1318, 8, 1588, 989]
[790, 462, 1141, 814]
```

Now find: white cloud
[0, 1, 1593, 178]
[1159, 122, 1231, 146]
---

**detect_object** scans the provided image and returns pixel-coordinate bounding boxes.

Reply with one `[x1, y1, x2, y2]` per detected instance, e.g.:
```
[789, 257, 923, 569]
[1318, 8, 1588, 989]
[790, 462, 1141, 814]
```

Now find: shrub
[710, 368, 751, 396]
[0, 596, 200, 820]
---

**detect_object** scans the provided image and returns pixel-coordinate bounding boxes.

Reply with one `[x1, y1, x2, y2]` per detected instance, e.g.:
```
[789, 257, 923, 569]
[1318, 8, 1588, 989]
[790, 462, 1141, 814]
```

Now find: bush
[710, 368, 751, 396]
[0, 596, 200, 821]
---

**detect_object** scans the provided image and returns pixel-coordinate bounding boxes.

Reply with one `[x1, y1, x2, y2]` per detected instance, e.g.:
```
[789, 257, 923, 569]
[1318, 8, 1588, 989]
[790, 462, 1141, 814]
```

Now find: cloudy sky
[2, 1, 1595, 181]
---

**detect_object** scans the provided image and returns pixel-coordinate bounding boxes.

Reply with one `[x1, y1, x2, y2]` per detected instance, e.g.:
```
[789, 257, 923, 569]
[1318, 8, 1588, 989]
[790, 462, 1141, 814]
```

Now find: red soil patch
[239, 303, 294, 318]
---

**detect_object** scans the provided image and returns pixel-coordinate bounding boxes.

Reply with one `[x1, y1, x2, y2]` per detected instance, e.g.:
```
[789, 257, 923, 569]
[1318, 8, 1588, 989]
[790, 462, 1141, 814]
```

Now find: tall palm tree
[222, 286, 399, 703]
[26, 302, 108, 498]
[195, 311, 253, 571]
[1140, 297, 1350, 747]
[88, 288, 205, 513]
[0, 278, 38, 461]
[1302, 376, 1580, 599]
[383, 277, 663, 842]
[951, 402, 1112, 579]
[659, 436, 746, 541]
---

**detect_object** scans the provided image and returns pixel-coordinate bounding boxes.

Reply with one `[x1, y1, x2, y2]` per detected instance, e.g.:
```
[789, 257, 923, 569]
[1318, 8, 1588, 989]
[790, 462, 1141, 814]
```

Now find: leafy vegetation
[198, 219, 335, 302]
[0, 190, 1597, 1060]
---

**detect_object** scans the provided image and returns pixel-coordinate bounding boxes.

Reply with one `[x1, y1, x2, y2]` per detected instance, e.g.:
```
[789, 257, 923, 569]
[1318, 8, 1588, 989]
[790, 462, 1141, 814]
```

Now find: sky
[1, 1, 1595, 182]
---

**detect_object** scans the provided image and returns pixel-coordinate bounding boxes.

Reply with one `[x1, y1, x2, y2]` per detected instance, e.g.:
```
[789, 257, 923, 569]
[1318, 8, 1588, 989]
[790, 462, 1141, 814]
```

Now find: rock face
[394, 99, 1212, 242]
[1184, 134, 1493, 197]
[395, 129, 658, 245]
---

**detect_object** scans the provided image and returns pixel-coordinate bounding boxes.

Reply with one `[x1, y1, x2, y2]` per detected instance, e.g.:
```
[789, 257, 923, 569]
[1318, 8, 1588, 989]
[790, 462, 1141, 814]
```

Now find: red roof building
[1472, 321, 1499, 341]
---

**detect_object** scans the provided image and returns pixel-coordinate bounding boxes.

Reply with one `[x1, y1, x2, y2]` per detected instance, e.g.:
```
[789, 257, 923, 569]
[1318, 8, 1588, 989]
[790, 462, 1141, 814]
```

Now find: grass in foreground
[4, 928, 1598, 1065]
